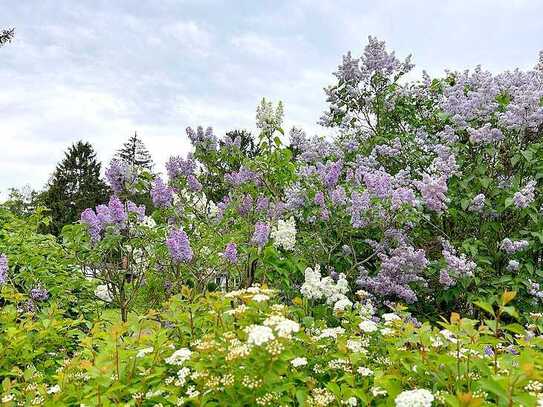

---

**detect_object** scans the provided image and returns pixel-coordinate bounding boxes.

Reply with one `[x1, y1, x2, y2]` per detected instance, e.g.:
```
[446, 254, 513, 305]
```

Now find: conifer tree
[115, 132, 154, 170]
[40, 141, 109, 235]
[0, 28, 14, 48]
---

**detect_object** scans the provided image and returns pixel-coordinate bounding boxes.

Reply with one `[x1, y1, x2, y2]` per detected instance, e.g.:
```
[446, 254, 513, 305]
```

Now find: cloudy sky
[1, 0, 542, 195]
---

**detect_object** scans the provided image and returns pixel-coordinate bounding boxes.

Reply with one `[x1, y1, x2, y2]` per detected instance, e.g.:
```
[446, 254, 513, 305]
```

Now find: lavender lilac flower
[251, 221, 270, 248]
[151, 177, 173, 208]
[166, 228, 193, 263]
[223, 242, 238, 264]
[0, 254, 8, 285]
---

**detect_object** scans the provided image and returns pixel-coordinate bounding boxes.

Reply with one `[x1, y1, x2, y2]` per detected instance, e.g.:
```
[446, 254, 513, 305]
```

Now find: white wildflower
[165, 348, 192, 365]
[246, 325, 275, 346]
[394, 389, 434, 407]
[291, 357, 308, 367]
[47, 385, 61, 394]
[136, 347, 154, 358]
[359, 319, 378, 333]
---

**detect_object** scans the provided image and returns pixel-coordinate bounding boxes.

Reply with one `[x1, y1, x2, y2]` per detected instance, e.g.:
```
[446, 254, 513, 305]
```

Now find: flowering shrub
[2, 287, 543, 406]
[1, 36, 543, 405]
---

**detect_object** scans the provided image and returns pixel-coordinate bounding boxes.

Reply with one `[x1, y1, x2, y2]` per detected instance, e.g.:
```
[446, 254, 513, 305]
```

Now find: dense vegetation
[2, 37, 543, 406]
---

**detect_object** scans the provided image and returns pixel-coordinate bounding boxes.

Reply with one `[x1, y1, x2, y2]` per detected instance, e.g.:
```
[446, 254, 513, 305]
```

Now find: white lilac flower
[136, 347, 154, 358]
[334, 297, 353, 313]
[246, 325, 275, 346]
[271, 217, 297, 251]
[394, 389, 434, 407]
[359, 319, 378, 333]
[165, 348, 192, 365]
[291, 357, 308, 367]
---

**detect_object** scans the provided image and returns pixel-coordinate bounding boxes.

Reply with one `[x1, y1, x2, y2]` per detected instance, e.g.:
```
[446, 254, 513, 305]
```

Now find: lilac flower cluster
[105, 159, 137, 194]
[500, 238, 529, 255]
[30, 286, 49, 302]
[223, 242, 238, 264]
[186, 126, 217, 152]
[357, 245, 428, 303]
[251, 221, 270, 248]
[0, 254, 8, 285]
[151, 177, 173, 208]
[468, 124, 503, 145]
[166, 155, 197, 180]
[415, 174, 448, 213]
[224, 167, 260, 187]
[513, 180, 536, 209]
[469, 193, 486, 213]
[439, 241, 477, 288]
[81, 196, 145, 243]
[166, 227, 193, 263]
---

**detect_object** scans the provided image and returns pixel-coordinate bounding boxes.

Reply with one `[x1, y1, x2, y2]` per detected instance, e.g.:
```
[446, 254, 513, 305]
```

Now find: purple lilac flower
[223, 242, 238, 264]
[237, 195, 253, 216]
[251, 222, 270, 248]
[224, 167, 259, 187]
[151, 177, 173, 208]
[186, 126, 218, 151]
[391, 187, 416, 209]
[468, 124, 504, 145]
[127, 201, 146, 221]
[30, 286, 49, 302]
[105, 159, 128, 194]
[357, 245, 428, 303]
[81, 208, 102, 242]
[500, 238, 529, 254]
[439, 242, 476, 287]
[0, 254, 8, 285]
[469, 193, 486, 213]
[349, 191, 371, 228]
[255, 196, 270, 213]
[95, 204, 113, 226]
[108, 195, 127, 225]
[507, 260, 520, 272]
[314, 191, 325, 206]
[513, 180, 536, 209]
[320, 160, 343, 188]
[484, 345, 494, 357]
[363, 170, 392, 199]
[415, 174, 449, 213]
[187, 175, 203, 192]
[166, 228, 193, 263]
[330, 186, 347, 206]
[166, 155, 196, 180]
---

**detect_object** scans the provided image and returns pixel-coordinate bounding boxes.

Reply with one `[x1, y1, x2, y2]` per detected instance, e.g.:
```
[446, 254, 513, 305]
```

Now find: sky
[1, 0, 542, 196]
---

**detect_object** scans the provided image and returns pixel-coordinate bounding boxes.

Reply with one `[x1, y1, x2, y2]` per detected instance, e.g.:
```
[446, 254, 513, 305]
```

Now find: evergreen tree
[0, 28, 14, 47]
[115, 132, 154, 170]
[39, 141, 109, 235]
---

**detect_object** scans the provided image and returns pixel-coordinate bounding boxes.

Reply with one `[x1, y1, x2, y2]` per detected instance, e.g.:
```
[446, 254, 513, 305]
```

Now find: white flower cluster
[300, 265, 352, 311]
[271, 217, 297, 251]
[165, 348, 192, 366]
[263, 315, 300, 338]
[290, 357, 308, 368]
[394, 389, 434, 407]
[246, 325, 275, 346]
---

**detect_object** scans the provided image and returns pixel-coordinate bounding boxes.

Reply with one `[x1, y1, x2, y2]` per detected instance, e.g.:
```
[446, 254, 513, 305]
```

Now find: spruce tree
[40, 141, 109, 235]
[0, 28, 14, 47]
[115, 132, 154, 170]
